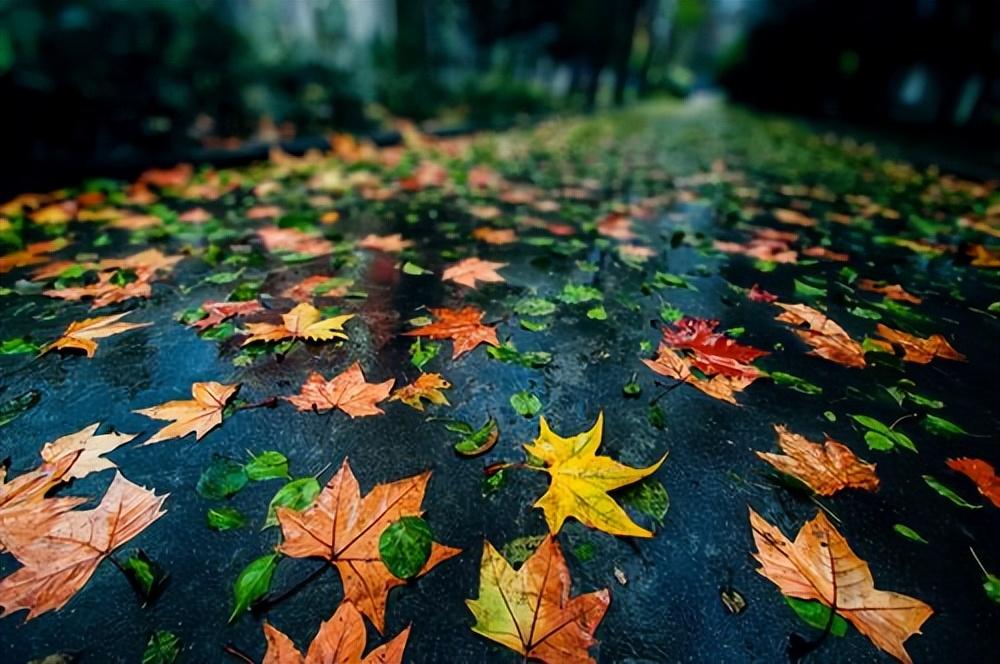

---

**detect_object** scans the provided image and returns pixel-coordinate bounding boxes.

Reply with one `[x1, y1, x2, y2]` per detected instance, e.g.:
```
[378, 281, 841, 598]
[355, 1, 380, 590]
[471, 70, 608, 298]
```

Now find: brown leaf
[40, 423, 137, 481]
[873, 324, 965, 364]
[190, 300, 264, 331]
[389, 373, 451, 411]
[263, 601, 409, 664]
[775, 302, 866, 368]
[750, 508, 932, 663]
[0, 239, 69, 274]
[285, 362, 394, 417]
[0, 473, 167, 621]
[642, 345, 753, 405]
[856, 280, 922, 304]
[757, 425, 879, 496]
[277, 460, 460, 631]
[402, 307, 499, 358]
[43, 311, 150, 357]
[442, 257, 507, 289]
[134, 381, 239, 445]
[43, 266, 154, 308]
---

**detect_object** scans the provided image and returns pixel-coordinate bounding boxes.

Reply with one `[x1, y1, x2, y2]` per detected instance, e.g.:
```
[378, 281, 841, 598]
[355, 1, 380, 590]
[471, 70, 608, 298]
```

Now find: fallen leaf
[281, 275, 349, 302]
[284, 362, 394, 417]
[42, 312, 150, 358]
[389, 373, 450, 411]
[243, 303, 353, 345]
[596, 212, 636, 240]
[40, 423, 137, 480]
[873, 324, 965, 364]
[946, 458, 1000, 508]
[466, 535, 609, 663]
[757, 425, 879, 496]
[277, 460, 460, 631]
[775, 302, 866, 368]
[43, 266, 155, 308]
[643, 345, 753, 404]
[190, 301, 264, 330]
[402, 307, 499, 358]
[0, 454, 87, 552]
[263, 601, 409, 664]
[524, 412, 666, 537]
[442, 257, 507, 289]
[357, 233, 413, 253]
[750, 508, 932, 663]
[856, 280, 922, 304]
[660, 318, 768, 379]
[0, 239, 69, 274]
[471, 227, 517, 245]
[748, 283, 779, 302]
[773, 207, 817, 227]
[258, 226, 332, 256]
[0, 472, 167, 620]
[134, 382, 239, 445]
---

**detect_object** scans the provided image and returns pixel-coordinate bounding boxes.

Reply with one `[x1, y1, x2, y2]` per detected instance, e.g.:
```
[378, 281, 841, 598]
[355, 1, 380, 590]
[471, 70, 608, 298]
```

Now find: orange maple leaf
[357, 233, 414, 253]
[0, 453, 87, 553]
[190, 300, 264, 330]
[263, 601, 409, 664]
[643, 345, 753, 405]
[402, 307, 499, 358]
[466, 535, 609, 663]
[856, 280, 922, 304]
[243, 303, 354, 345]
[775, 302, 866, 368]
[0, 239, 70, 274]
[284, 362, 394, 417]
[276, 460, 460, 632]
[750, 508, 932, 664]
[43, 266, 155, 308]
[471, 227, 517, 245]
[442, 257, 507, 289]
[281, 275, 350, 301]
[258, 226, 332, 256]
[873, 324, 965, 364]
[946, 458, 1000, 508]
[773, 207, 817, 227]
[757, 425, 879, 496]
[389, 372, 451, 411]
[42, 311, 151, 357]
[39, 422, 137, 481]
[134, 381, 239, 445]
[0, 472, 167, 621]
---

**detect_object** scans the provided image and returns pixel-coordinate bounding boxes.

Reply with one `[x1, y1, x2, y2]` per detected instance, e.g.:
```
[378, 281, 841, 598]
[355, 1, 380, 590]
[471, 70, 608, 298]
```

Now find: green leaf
[922, 475, 981, 509]
[620, 477, 670, 526]
[984, 574, 1000, 605]
[770, 371, 823, 395]
[409, 338, 439, 370]
[893, 524, 927, 544]
[519, 318, 548, 332]
[454, 418, 500, 456]
[586, 305, 608, 320]
[207, 506, 247, 531]
[921, 414, 967, 437]
[852, 415, 916, 452]
[402, 261, 430, 275]
[558, 283, 602, 304]
[514, 297, 556, 316]
[647, 403, 666, 429]
[793, 279, 827, 299]
[121, 550, 169, 605]
[0, 337, 41, 355]
[142, 631, 180, 664]
[622, 376, 641, 398]
[0, 389, 40, 427]
[651, 271, 696, 290]
[378, 516, 433, 580]
[785, 598, 848, 637]
[246, 451, 289, 481]
[658, 303, 683, 324]
[265, 477, 321, 528]
[196, 457, 248, 499]
[510, 390, 542, 417]
[229, 553, 279, 622]
[500, 534, 546, 566]
[864, 431, 896, 451]
[485, 341, 552, 368]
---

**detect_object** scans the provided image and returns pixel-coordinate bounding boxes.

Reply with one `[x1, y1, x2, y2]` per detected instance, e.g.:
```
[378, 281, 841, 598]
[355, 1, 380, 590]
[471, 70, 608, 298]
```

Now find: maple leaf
[276, 460, 460, 631]
[857, 280, 922, 304]
[472, 227, 517, 245]
[402, 307, 499, 358]
[642, 345, 753, 405]
[134, 381, 239, 445]
[873, 324, 965, 364]
[749, 508, 932, 664]
[263, 601, 409, 664]
[596, 212, 636, 240]
[284, 362, 394, 417]
[39, 423, 137, 481]
[0, 239, 69, 273]
[946, 458, 1000, 508]
[357, 233, 414, 253]
[774, 302, 866, 368]
[42, 311, 151, 357]
[773, 207, 817, 227]
[43, 266, 155, 308]
[748, 283, 779, 302]
[442, 257, 507, 289]
[281, 275, 349, 301]
[100, 248, 183, 274]
[0, 472, 167, 621]
[0, 454, 87, 553]
[389, 373, 451, 411]
[243, 303, 354, 345]
[661, 318, 768, 379]
[258, 226, 332, 256]
[190, 300, 264, 331]
[523, 412, 666, 537]
[756, 425, 878, 496]
[466, 535, 609, 664]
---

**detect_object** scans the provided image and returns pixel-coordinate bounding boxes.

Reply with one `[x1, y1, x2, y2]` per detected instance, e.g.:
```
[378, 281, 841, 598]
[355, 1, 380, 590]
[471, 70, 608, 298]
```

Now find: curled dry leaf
[134, 381, 239, 445]
[661, 318, 768, 380]
[757, 425, 879, 496]
[40, 422, 137, 480]
[402, 306, 499, 359]
[774, 302, 866, 368]
[524, 412, 666, 537]
[0, 453, 87, 553]
[466, 535, 609, 664]
[263, 600, 409, 664]
[643, 345, 753, 405]
[441, 257, 507, 289]
[284, 362, 394, 418]
[389, 373, 451, 411]
[872, 324, 965, 364]
[42, 311, 151, 358]
[190, 300, 264, 330]
[0, 472, 167, 621]
[856, 280, 922, 304]
[750, 508, 932, 664]
[946, 458, 1000, 508]
[276, 459, 460, 632]
[243, 302, 353, 345]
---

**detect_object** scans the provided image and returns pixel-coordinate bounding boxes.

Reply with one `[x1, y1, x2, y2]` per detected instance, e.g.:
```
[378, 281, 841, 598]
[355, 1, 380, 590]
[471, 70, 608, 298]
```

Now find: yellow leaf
[523, 412, 666, 537]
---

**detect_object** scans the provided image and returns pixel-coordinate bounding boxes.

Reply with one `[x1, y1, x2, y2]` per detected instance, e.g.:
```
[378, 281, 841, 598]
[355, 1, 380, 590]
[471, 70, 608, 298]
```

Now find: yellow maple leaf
[243, 302, 353, 345]
[523, 412, 666, 537]
[42, 311, 150, 358]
